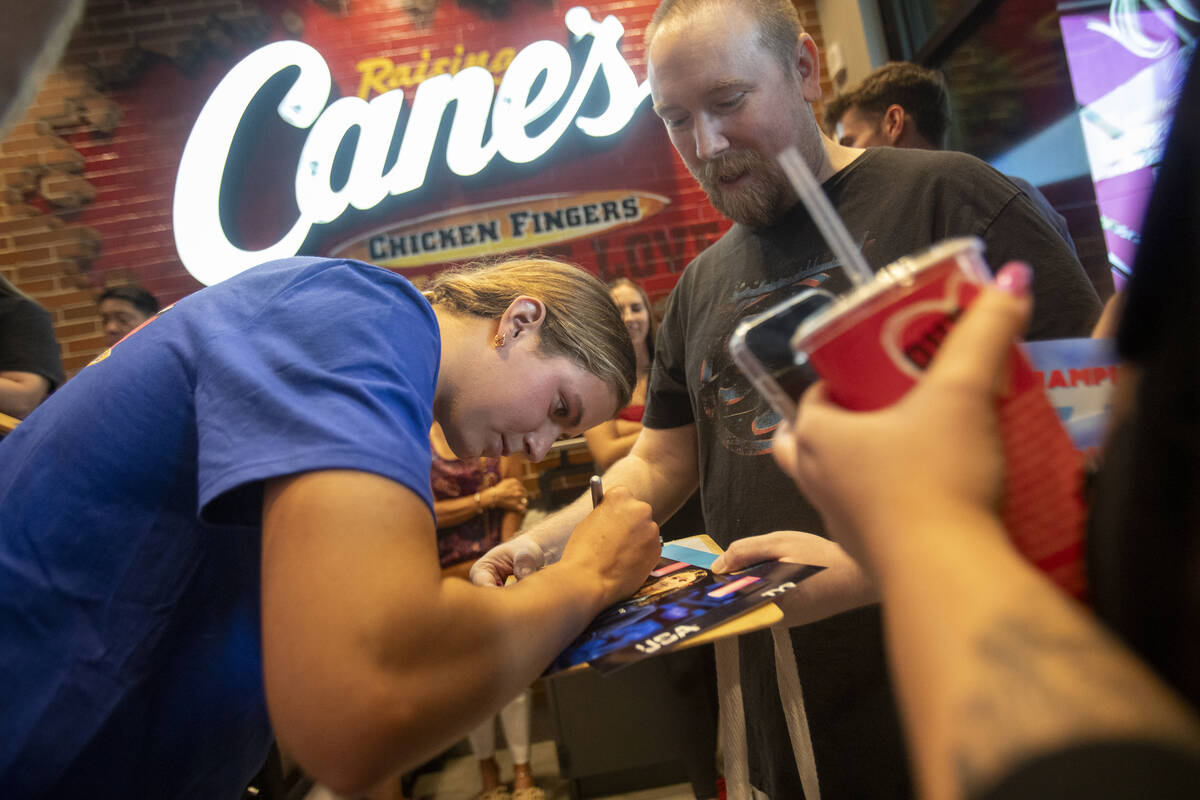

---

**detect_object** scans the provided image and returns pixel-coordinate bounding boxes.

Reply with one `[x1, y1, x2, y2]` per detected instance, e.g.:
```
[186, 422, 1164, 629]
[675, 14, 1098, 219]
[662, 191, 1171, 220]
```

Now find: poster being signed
[546, 557, 822, 675]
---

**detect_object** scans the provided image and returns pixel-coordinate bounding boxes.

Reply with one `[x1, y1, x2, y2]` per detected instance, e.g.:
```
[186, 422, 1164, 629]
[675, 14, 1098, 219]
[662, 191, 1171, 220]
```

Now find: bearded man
[475, 1, 1101, 796]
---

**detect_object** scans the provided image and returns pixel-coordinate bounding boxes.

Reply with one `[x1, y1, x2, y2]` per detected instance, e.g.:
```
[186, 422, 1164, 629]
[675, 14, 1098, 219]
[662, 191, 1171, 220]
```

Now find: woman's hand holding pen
[470, 476, 658, 590]
[560, 486, 661, 607]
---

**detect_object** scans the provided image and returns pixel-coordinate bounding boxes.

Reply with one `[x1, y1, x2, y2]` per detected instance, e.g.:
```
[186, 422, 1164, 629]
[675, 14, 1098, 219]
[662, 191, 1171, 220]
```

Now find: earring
[493, 333, 505, 349]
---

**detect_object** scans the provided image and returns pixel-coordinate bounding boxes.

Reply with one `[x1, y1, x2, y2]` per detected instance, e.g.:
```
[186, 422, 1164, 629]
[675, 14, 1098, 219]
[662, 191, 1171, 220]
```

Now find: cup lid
[790, 236, 986, 352]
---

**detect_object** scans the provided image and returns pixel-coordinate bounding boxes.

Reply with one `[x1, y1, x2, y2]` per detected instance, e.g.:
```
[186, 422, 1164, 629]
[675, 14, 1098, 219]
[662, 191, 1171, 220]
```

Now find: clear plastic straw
[777, 146, 874, 288]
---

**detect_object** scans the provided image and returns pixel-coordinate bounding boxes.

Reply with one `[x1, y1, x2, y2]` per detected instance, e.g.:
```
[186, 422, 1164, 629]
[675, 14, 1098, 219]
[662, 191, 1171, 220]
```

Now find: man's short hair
[646, 0, 802, 75]
[822, 92, 854, 136]
[99, 285, 159, 318]
[828, 62, 951, 148]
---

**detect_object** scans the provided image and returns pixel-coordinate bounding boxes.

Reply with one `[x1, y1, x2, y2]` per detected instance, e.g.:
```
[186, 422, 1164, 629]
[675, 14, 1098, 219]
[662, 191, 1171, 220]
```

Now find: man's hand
[469, 534, 548, 586]
[558, 486, 661, 606]
[713, 530, 878, 626]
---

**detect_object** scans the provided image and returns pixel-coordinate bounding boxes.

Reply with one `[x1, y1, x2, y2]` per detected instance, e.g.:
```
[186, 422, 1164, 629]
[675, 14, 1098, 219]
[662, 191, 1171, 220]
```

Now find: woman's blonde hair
[425, 258, 636, 409]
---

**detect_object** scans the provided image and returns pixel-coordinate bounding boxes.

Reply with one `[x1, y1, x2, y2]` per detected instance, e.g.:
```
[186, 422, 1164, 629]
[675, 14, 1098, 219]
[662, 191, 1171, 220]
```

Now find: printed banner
[330, 190, 670, 269]
[1022, 337, 1120, 454]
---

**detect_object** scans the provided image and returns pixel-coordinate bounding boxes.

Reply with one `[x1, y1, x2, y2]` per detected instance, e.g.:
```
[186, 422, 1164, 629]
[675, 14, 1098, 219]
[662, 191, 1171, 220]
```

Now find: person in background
[432, 421, 529, 580]
[0, 0, 80, 428]
[431, 420, 541, 800]
[824, 62, 949, 151]
[0, 272, 64, 420]
[584, 278, 720, 800]
[472, 2, 1101, 797]
[584, 279, 655, 470]
[0, 0, 84, 418]
[0, 255, 661, 797]
[462, 689, 538, 800]
[98, 284, 159, 346]
[825, 62, 1077, 254]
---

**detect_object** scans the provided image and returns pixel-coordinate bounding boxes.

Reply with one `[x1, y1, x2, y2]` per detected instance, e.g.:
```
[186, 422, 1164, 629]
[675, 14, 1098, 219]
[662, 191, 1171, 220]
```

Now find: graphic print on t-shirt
[698, 260, 851, 456]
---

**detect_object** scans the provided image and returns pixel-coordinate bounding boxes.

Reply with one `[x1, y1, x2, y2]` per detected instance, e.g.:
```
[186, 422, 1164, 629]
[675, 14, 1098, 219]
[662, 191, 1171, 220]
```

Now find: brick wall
[1, 0, 827, 382]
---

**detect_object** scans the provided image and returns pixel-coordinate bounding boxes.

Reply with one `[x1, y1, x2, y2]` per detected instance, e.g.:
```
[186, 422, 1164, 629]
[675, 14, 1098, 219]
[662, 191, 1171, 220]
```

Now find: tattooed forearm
[951, 614, 1198, 795]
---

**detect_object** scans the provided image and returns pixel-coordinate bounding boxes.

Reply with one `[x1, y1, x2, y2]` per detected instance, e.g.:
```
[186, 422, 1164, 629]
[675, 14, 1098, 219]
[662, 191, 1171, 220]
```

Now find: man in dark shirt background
[826, 61, 1078, 256]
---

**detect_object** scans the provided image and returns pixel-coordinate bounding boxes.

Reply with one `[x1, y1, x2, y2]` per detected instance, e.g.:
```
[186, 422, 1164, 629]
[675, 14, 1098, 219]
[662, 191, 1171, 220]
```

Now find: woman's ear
[497, 296, 546, 344]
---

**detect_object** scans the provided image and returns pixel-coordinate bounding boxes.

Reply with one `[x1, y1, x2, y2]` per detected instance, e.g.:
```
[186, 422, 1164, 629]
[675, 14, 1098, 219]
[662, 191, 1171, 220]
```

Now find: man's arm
[496, 426, 884, 629]
[982, 187, 1101, 340]
[471, 423, 699, 585]
[0, 370, 51, 419]
[712, 531, 878, 627]
[499, 455, 527, 542]
[0, 299, 64, 417]
[261, 469, 660, 795]
[584, 419, 642, 471]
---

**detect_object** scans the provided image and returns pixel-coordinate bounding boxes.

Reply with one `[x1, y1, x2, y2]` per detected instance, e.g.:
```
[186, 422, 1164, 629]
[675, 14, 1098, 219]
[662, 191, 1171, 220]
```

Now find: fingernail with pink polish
[996, 262, 1032, 296]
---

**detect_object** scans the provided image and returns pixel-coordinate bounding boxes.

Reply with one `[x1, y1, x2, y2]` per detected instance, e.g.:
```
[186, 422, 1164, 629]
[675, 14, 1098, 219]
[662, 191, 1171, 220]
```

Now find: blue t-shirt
[0, 257, 439, 797]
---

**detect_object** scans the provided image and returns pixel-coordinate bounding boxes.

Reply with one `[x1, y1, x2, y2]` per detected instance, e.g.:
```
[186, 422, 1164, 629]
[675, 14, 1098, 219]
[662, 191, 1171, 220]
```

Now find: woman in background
[585, 278, 720, 800]
[432, 421, 528, 580]
[430, 421, 543, 800]
[584, 279, 653, 470]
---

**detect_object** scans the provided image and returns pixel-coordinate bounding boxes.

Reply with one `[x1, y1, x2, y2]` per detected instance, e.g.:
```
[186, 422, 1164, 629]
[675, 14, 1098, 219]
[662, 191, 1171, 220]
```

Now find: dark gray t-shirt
[644, 146, 1101, 799]
[1007, 174, 1077, 256]
[0, 294, 64, 391]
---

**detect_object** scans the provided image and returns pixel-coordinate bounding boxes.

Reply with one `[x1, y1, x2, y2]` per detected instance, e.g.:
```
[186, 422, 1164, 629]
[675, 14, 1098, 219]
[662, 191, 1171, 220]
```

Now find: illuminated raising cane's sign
[172, 7, 652, 286]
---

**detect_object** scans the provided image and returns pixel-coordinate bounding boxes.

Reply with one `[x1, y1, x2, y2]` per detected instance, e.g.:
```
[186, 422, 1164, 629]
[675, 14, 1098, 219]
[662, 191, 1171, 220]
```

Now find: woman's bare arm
[261, 469, 659, 795]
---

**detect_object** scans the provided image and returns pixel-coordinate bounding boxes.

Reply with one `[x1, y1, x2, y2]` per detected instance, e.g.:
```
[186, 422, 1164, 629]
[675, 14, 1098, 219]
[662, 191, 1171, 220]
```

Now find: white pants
[467, 688, 532, 765]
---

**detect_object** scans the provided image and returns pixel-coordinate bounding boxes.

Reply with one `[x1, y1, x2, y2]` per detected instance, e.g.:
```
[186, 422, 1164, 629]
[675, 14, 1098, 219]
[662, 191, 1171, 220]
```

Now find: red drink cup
[791, 237, 1087, 599]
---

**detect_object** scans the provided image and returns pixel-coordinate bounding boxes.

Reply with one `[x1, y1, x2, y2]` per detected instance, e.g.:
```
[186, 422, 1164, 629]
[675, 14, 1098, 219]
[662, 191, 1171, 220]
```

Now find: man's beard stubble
[693, 149, 796, 229]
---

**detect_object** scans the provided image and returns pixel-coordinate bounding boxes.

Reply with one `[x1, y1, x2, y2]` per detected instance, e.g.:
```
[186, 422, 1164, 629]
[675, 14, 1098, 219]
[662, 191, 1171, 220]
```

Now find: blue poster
[1022, 338, 1120, 453]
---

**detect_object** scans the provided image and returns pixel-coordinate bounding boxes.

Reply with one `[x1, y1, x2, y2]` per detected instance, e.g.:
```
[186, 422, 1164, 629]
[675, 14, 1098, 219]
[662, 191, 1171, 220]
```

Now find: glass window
[939, 0, 1079, 164]
[876, 0, 976, 60]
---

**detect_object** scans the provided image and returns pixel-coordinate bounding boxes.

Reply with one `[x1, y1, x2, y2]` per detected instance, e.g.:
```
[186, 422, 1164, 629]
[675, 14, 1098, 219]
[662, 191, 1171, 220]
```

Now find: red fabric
[617, 404, 645, 422]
